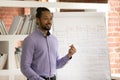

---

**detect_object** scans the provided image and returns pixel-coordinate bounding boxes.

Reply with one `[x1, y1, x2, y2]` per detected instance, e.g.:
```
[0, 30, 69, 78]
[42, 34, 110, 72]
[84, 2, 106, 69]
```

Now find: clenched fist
[67, 44, 76, 59]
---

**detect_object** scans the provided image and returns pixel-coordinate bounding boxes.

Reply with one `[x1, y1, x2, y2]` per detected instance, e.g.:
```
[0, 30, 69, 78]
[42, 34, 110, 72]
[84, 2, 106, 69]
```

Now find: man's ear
[36, 18, 39, 25]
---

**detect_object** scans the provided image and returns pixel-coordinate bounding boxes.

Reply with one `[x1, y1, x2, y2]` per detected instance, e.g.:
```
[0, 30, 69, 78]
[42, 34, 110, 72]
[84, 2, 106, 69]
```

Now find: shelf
[0, 35, 27, 41]
[0, 1, 109, 12]
[0, 70, 10, 75]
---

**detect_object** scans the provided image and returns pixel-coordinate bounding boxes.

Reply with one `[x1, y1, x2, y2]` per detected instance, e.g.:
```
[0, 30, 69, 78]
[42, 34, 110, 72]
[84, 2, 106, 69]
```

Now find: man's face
[38, 11, 53, 31]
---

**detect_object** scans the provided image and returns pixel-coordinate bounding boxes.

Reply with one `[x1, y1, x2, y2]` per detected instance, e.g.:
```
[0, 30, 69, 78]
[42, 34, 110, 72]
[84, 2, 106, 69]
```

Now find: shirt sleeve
[20, 36, 44, 80]
[56, 54, 71, 69]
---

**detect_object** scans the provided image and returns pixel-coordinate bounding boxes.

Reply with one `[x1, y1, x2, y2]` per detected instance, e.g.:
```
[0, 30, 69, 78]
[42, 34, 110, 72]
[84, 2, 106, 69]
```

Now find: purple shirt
[21, 29, 70, 80]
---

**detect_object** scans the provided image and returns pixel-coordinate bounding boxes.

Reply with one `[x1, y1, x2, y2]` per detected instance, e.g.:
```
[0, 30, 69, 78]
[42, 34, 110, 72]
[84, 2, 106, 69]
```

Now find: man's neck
[39, 27, 48, 36]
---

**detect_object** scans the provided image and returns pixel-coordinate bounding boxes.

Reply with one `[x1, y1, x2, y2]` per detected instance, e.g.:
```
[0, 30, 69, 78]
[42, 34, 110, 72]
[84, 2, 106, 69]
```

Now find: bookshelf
[0, 35, 27, 80]
[0, 1, 109, 80]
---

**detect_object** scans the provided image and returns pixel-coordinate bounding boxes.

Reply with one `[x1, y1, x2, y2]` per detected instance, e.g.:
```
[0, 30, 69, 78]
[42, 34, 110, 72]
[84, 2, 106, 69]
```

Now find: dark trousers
[27, 75, 56, 80]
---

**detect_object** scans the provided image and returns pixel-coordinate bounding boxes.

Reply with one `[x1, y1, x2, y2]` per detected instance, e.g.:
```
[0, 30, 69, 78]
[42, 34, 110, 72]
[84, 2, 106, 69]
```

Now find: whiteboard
[53, 12, 111, 80]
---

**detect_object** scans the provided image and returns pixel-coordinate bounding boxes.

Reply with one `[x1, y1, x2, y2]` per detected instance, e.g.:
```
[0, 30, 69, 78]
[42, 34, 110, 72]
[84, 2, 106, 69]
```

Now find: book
[15, 47, 22, 68]
[0, 20, 8, 35]
[0, 41, 8, 69]
[30, 19, 36, 34]
[16, 16, 25, 35]
[0, 53, 8, 69]
[20, 15, 32, 34]
[14, 40, 23, 68]
[8, 16, 23, 34]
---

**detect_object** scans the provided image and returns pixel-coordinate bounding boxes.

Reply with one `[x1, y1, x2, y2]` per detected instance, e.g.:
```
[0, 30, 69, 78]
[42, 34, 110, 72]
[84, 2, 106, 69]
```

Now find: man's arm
[56, 44, 76, 69]
[20, 37, 44, 80]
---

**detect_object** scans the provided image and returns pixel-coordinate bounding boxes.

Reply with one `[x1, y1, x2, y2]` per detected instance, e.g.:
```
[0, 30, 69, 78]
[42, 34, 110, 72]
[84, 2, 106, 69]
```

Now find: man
[21, 7, 76, 80]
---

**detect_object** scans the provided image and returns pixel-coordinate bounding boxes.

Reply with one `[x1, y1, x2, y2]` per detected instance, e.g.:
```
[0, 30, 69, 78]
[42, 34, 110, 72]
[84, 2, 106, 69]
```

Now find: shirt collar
[37, 28, 51, 37]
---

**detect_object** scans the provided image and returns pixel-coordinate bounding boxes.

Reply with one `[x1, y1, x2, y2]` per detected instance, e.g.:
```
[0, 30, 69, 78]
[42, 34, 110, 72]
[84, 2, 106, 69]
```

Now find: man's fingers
[69, 44, 76, 53]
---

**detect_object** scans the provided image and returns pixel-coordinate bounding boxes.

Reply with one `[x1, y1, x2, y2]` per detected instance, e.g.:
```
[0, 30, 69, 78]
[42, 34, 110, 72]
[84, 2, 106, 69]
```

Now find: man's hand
[67, 44, 76, 59]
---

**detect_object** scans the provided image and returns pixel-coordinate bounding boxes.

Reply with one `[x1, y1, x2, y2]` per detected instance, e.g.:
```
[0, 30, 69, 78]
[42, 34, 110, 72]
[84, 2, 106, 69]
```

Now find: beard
[41, 25, 51, 31]
[39, 20, 51, 31]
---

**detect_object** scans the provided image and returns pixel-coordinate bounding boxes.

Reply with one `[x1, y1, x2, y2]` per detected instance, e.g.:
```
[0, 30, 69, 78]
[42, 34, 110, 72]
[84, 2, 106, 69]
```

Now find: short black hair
[36, 7, 50, 18]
